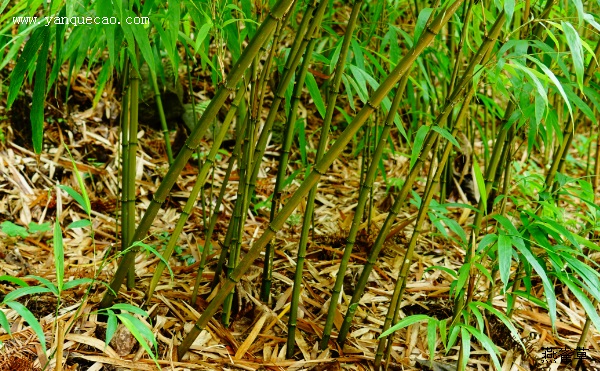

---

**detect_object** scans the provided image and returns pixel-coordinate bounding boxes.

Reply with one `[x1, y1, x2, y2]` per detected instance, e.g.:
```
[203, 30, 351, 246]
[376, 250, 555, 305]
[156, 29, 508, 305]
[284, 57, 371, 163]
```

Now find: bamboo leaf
[7, 26, 45, 109]
[306, 72, 326, 118]
[0, 275, 29, 287]
[67, 219, 91, 229]
[410, 126, 429, 170]
[561, 21, 584, 91]
[568, 0, 584, 27]
[30, 25, 50, 154]
[527, 55, 574, 123]
[58, 185, 89, 215]
[414, 8, 434, 43]
[62, 278, 93, 290]
[463, 325, 502, 370]
[497, 233, 512, 292]
[5, 301, 46, 351]
[53, 222, 64, 294]
[431, 126, 460, 148]
[0, 311, 11, 336]
[116, 313, 159, 368]
[3, 286, 52, 303]
[105, 310, 117, 346]
[427, 319, 437, 362]
[504, 0, 515, 24]
[379, 314, 432, 338]
[472, 160, 486, 209]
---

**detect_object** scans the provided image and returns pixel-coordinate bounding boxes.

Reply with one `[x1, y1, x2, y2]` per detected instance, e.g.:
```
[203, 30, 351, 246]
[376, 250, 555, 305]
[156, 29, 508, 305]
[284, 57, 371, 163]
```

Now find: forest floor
[1, 75, 600, 371]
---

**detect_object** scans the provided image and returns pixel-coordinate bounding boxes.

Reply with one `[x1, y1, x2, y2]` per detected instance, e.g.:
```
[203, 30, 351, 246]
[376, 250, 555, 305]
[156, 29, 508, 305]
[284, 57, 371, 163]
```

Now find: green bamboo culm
[189, 85, 247, 305]
[259, 0, 324, 302]
[283, 2, 330, 357]
[149, 63, 174, 164]
[320, 74, 407, 351]
[335, 9, 506, 347]
[177, 0, 466, 358]
[99, 0, 297, 311]
[376, 90, 475, 370]
[143, 84, 246, 307]
[121, 59, 135, 288]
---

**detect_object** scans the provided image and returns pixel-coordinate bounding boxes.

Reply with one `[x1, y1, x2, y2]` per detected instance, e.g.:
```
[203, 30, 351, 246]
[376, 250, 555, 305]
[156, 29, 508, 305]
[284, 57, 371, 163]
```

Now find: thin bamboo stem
[177, 0, 466, 358]
[99, 0, 296, 310]
[337, 9, 505, 346]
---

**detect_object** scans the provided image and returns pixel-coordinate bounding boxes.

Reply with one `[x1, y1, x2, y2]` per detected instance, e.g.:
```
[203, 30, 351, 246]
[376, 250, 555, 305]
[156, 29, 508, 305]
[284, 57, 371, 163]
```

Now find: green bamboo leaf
[527, 55, 574, 123]
[509, 62, 548, 107]
[558, 273, 600, 335]
[470, 304, 484, 333]
[561, 21, 584, 91]
[130, 242, 174, 281]
[305, 72, 326, 118]
[129, 12, 155, 74]
[92, 62, 113, 108]
[460, 327, 470, 371]
[0, 275, 29, 287]
[5, 301, 46, 351]
[0, 0, 9, 14]
[329, 38, 343, 74]
[513, 290, 548, 308]
[110, 303, 150, 317]
[27, 275, 59, 296]
[424, 265, 457, 277]
[3, 286, 51, 303]
[474, 302, 525, 351]
[53, 222, 64, 293]
[427, 319, 437, 362]
[473, 160, 486, 208]
[379, 314, 432, 338]
[67, 219, 91, 229]
[504, 0, 515, 24]
[0, 310, 11, 336]
[62, 278, 93, 291]
[414, 8, 434, 43]
[105, 310, 117, 346]
[569, 0, 584, 27]
[431, 126, 460, 148]
[584, 13, 600, 32]
[7, 26, 45, 109]
[463, 325, 502, 370]
[477, 233, 497, 252]
[513, 242, 557, 331]
[167, 0, 180, 60]
[497, 233, 512, 291]
[193, 22, 213, 55]
[474, 263, 493, 282]
[58, 185, 90, 215]
[410, 126, 429, 170]
[31, 26, 50, 154]
[116, 313, 159, 367]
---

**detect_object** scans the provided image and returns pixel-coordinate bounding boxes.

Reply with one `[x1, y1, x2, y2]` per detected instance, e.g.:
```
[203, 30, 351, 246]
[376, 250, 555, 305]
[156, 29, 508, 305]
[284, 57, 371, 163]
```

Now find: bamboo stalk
[99, 0, 297, 310]
[283, 1, 334, 356]
[125, 55, 140, 289]
[177, 0, 466, 358]
[258, 0, 326, 302]
[336, 9, 506, 347]
[143, 85, 246, 306]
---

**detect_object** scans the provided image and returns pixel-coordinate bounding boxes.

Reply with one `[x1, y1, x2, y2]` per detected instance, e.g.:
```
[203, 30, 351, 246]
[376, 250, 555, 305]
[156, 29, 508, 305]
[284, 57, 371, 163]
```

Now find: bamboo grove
[3, 0, 600, 369]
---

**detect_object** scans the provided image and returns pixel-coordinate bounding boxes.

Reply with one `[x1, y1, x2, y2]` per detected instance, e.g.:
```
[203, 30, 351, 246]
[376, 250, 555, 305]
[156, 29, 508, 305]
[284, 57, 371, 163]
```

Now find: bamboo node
[184, 142, 198, 151]
[426, 26, 439, 36]
[313, 167, 326, 176]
